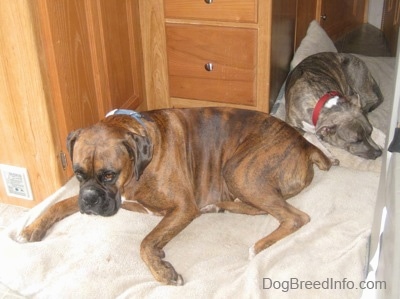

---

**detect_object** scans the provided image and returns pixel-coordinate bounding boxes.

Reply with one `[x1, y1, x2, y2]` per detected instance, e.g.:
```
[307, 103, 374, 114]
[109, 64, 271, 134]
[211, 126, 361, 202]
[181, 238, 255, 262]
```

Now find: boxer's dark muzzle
[78, 183, 121, 216]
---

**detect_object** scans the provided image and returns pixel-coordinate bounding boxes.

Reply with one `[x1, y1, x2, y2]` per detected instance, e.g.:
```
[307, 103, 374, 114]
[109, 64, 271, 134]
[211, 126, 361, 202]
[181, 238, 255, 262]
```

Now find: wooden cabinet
[31, 0, 145, 171]
[166, 24, 257, 106]
[382, 0, 400, 55]
[164, 0, 257, 22]
[142, 0, 296, 112]
[0, 0, 145, 207]
[295, 0, 367, 49]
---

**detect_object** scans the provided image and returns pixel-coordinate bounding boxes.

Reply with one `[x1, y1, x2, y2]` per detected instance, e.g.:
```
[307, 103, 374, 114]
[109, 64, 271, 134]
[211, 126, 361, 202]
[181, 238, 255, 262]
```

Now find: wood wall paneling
[269, 0, 296, 107]
[0, 0, 63, 207]
[256, 0, 272, 113]
[138, 0, 170, 110]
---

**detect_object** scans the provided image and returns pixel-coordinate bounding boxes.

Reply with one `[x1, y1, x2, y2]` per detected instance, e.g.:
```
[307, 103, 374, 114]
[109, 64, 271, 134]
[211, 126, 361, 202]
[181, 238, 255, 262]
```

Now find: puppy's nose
[373, 148, 382, 159]
[366, 147, 382, 160]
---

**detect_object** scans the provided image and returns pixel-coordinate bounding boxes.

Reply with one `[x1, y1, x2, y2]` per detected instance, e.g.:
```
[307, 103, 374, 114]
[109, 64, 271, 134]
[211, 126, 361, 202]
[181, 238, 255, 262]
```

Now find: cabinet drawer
[164, 0, 257, 23]
[166, 24, 257, 105]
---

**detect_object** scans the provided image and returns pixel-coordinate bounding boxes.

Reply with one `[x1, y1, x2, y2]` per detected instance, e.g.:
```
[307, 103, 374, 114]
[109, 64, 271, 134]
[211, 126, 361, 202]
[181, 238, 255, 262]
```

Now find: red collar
[312, 91, 341, 126]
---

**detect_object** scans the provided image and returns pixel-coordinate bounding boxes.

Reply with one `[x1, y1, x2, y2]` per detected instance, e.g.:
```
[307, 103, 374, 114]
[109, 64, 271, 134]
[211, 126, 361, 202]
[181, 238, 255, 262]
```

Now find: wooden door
[320, 0, 367, 40]
[30, 0, 145, 178]
[295, 0, 367, 49]
[0, 0, 144, 207]
[295, 0, 319, 49]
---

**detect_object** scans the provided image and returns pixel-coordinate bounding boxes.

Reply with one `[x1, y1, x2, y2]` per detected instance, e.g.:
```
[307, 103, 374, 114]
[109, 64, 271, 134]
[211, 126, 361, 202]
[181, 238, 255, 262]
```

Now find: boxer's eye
[75, 171, 86, 182]
[102, 172, 116, 183]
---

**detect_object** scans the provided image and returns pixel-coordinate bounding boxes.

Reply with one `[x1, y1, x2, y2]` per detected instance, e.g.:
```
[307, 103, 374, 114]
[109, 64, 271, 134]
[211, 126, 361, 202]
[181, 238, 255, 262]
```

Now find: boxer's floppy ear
[66, 129, 82, 162]
[123, 133, 153, 180]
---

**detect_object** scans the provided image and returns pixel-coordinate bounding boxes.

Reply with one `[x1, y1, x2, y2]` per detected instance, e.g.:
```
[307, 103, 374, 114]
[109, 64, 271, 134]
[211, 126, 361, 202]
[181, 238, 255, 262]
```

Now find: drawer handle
[204, 62, 214, 71]
[204, 0, 213, 4]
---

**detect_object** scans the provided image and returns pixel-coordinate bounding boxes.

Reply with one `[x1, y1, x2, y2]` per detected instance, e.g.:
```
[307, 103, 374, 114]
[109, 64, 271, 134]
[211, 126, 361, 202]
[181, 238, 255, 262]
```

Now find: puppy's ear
[123, 133, 153, 180]
[316, 125, 337, 137]
[66, 129, 82, 162]
[346, 94, 362, 108]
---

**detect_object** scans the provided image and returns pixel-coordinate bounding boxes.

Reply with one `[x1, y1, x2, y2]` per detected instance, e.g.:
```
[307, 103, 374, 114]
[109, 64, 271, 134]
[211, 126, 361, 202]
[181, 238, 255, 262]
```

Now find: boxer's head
[67, 116, 153, 216]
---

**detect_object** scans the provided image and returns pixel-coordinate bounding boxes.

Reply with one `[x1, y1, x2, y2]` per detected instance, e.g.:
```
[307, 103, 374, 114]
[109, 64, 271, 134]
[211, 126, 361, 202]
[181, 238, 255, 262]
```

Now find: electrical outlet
[0, 164, 33, 200]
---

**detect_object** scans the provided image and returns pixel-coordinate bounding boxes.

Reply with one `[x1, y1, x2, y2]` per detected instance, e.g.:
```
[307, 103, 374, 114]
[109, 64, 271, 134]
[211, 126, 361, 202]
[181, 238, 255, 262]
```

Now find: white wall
[368, 0, 384, 29]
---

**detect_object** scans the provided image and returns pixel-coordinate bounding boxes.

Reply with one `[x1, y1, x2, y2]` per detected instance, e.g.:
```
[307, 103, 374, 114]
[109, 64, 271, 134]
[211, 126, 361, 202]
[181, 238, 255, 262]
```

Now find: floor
[0, 22, 392, 298]
[335, 23, 392, 57]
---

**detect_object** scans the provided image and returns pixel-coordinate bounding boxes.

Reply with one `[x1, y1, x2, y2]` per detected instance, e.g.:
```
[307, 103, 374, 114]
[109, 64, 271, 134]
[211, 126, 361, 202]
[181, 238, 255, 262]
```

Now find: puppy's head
[66, 116, 153, 216]
[316, 99, 382, 160]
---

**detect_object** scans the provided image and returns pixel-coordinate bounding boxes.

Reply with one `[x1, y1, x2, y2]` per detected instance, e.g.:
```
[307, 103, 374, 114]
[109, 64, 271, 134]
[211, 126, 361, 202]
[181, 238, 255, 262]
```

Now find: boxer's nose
[80, 187, 101, 206]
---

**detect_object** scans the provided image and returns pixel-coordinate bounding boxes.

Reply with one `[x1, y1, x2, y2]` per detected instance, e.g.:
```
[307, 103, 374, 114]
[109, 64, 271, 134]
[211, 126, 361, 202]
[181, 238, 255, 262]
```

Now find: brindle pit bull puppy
[285, 52, 383, 160]
[19, 107, 331, 285]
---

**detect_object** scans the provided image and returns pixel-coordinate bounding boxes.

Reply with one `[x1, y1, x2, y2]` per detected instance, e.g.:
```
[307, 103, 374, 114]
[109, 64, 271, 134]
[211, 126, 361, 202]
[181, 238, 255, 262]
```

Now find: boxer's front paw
[17, 222, 47, 243]
[141, 246, 184, 285]
[154, 259, 184, 286]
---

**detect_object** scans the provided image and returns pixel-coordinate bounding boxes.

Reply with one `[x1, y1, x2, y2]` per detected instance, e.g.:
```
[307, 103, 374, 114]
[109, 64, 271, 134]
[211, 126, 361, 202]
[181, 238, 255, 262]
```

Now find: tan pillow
[290, 20, 337, 69]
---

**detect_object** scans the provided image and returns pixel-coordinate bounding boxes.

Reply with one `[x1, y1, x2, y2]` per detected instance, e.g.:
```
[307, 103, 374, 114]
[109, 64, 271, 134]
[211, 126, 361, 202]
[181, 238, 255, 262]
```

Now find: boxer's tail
[309, 147, 332, 171]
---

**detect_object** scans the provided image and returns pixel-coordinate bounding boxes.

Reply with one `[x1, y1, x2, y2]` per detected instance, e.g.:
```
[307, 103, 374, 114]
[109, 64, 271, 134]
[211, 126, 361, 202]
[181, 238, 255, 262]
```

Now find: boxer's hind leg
[246, 189, 310, 258]
[230, 186, 310, 259]
[18, 195, 79, 242]
[224, 164, 309, 258]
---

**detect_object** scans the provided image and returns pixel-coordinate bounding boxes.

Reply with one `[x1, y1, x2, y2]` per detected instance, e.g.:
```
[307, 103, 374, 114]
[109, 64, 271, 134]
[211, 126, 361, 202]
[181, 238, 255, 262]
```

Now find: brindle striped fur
[19, 107, 331, 285]
[285, 52, 383, 159]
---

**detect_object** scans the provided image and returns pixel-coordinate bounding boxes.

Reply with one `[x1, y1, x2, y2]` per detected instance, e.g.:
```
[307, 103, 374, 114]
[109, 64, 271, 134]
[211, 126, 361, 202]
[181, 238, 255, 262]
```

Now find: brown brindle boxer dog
[19, 107, 331, 285]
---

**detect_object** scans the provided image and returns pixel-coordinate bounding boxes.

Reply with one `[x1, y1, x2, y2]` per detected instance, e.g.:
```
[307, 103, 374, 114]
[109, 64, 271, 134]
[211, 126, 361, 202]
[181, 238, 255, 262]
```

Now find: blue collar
[106, 109, 146, 127]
